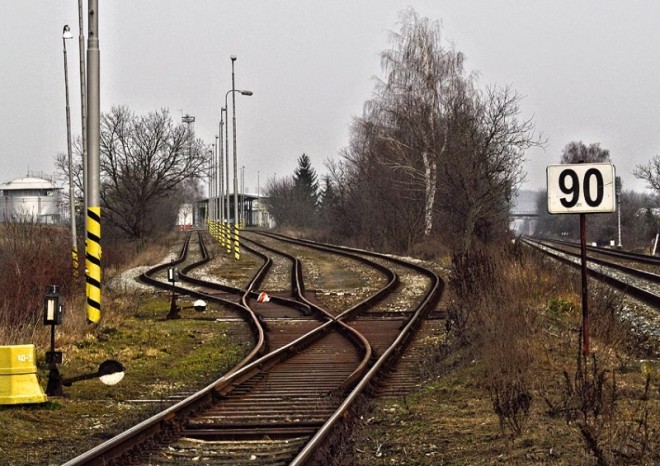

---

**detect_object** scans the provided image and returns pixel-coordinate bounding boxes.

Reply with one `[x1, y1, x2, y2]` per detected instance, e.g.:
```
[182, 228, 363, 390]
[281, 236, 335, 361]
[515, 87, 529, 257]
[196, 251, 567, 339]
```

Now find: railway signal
[546, 162, 617, 355]
[43, 286, 124, 396]
[44, 286, 64, 396]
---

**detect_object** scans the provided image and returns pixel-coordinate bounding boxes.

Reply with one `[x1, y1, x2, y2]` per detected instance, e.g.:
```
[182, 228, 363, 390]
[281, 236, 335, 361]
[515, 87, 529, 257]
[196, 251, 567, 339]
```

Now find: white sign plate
[547, 163, 616, 214]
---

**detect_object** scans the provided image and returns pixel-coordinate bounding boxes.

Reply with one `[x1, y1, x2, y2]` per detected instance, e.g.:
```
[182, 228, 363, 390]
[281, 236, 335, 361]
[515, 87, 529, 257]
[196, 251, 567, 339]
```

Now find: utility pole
[78, 0, 88, 245]
[85, 0, 101, 324]
[62, 25, 77, 276]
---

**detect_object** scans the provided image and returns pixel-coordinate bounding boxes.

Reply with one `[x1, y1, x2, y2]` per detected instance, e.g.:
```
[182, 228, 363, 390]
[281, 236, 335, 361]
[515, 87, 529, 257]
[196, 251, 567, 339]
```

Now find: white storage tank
[0, 177, 62, 224]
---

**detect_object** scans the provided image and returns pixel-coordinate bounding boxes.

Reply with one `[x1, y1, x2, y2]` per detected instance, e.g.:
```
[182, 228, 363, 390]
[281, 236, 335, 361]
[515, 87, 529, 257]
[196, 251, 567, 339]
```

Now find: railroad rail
[523, 237, 660, 309]
[63, 230, 444, 465]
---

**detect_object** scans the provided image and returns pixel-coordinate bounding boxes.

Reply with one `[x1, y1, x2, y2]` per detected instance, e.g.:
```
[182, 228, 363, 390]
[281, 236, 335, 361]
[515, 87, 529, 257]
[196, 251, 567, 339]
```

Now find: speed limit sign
[547, 163, 616, 214]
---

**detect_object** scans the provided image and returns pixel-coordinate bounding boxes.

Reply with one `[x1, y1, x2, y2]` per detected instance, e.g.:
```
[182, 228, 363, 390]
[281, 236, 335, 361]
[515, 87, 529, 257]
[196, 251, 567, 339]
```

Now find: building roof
[0, 177, 58, 191]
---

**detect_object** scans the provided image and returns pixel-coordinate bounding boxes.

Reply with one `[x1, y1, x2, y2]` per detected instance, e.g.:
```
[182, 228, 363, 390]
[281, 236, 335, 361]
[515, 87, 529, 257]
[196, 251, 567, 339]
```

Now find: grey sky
[2, 1, 659, 197]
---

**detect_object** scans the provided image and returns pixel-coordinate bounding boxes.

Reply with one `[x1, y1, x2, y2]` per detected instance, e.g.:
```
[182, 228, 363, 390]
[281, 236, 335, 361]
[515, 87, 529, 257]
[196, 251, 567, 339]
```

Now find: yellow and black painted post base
[72, 245, 79, 278]
[86, 207, 101, 323]
[233, 224, 240, 261]
[226, 223, 231, 255]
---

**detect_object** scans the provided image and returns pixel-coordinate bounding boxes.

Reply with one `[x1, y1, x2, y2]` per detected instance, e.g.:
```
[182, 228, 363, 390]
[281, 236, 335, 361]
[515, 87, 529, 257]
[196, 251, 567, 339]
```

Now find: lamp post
[77, 0, 87, 244]
[223, 105, 230, 228]
[216, 134, 220, 228]
[231, 56, 238, 243]
[241, 165, 245, 226]
[219, 112, 224, 228]
[616, 176, 622, 248]
[257, 170, 260, 227]
[222, 106, 231, 254]
[181, 114, 197, 221]
[209, 145, 215, 228]
[62, 25, 78, 276]
[223, 85, 253, 255]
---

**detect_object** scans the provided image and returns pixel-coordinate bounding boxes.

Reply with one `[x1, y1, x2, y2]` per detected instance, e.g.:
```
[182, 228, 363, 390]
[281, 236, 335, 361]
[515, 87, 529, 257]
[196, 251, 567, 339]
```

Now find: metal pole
[616, 176, 622, 248]
[181, 115, 196, 225]
[224, 102, 231, 255]
[214, 135, 223, 228]
[219, 113, 224, 225]
[86, 0, 101, 323]
[210, 144, 215, 228]
[580, 213, 589, 355]
[224, 102, 230, 223]
[77, 1, 87, 228]
[241, 165, 245, 226]
[63, 26, 78, 276]
[231, 55, 239, 260]
[257, 170, 260, 227]
[78, 0, 88, 245]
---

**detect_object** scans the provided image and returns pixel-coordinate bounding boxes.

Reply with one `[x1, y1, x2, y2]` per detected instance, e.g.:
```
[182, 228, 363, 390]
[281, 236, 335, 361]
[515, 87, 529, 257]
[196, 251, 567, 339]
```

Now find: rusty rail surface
[63, 230, 444, 465]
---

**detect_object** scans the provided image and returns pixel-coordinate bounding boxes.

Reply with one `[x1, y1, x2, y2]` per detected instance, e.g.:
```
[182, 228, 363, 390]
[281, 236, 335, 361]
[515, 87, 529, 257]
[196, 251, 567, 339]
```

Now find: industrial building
[0, 176, 62, 224]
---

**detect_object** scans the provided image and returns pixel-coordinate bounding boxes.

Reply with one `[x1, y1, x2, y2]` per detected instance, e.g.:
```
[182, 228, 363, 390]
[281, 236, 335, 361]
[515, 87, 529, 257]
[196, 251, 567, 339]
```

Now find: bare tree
[325, 9, 541, 255]
[99, 106, 209, 240]
[263, 176, 296, 227]
[560, 141, 610, 164]
[440, 85, 542, 255]
[335, 116, 427, 251]
[634, 155, 660, 194]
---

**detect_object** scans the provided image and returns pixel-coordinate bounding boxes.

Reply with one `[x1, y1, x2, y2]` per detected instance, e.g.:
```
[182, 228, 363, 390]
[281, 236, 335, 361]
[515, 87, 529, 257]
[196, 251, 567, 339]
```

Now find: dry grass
[0, 222, 180, 349]
[350, 241, 659, 465]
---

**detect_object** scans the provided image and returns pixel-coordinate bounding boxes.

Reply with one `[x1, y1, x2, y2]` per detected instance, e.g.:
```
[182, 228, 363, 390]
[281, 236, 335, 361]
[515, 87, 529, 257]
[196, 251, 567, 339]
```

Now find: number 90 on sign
[546, 163, 616, 214]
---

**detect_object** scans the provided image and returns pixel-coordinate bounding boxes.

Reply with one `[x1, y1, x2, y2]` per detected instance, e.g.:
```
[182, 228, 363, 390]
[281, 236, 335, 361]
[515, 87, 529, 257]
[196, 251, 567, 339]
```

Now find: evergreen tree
[293, 154, 319, 203]
[319, 175, 341, 227]
[292, 154, 320, 227]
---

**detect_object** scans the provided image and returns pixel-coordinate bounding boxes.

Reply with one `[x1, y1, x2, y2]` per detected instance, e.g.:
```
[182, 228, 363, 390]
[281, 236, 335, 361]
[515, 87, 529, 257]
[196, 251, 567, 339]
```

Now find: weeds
[443, 245, 542, 438]
[0, 221, 177, 347]
[0, 221, 76, 344]
[540, 331, 659, 464]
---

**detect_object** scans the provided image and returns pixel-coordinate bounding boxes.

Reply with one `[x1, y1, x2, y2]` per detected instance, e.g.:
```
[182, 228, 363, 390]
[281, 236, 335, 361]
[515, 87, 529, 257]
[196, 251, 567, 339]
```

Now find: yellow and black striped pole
[233, 223, 240, 261]
[72, 246, 79, 278]
[86, 208, 101, 323]
[226, 222, 231, 255]
[85, 0, 101, 323]
[219, 221, 225, 248]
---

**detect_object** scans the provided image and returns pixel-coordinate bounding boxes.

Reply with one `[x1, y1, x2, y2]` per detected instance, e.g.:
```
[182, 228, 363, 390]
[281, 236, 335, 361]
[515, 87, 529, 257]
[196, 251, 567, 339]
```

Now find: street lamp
[215, 134, 220, 228]
[222, 106, 231, 254]
[224, 89, 253, 219]
[241, 165, 245, 226]
[616, 176, 622, 248]
[62, 25, 77, 276]
[226, 54, 252, 260]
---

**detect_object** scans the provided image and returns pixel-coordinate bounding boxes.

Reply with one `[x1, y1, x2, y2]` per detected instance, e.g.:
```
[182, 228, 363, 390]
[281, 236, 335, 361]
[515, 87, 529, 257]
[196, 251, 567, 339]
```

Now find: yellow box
[0, 345, 47, 404]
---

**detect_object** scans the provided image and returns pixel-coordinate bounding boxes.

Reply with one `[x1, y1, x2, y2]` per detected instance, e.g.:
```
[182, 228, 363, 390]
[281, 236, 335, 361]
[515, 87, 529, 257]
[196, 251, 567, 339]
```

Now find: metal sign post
[547, 162, 616, 355]
[579, 213, 589, 354]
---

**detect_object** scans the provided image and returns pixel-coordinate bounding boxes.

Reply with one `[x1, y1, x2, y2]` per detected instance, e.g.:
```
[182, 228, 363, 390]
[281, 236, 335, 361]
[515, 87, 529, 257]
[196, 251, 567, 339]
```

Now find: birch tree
[374, 9, 465, 236]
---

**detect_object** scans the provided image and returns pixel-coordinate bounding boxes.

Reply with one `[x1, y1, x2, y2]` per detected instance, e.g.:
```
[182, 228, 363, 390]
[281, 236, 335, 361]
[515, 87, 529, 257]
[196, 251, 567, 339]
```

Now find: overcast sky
[2, 1, 659, 197]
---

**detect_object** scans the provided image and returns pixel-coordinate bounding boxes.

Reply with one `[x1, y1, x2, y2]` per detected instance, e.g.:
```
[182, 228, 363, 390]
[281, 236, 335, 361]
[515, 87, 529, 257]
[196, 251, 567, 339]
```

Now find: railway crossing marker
[546, 162, 617, 355]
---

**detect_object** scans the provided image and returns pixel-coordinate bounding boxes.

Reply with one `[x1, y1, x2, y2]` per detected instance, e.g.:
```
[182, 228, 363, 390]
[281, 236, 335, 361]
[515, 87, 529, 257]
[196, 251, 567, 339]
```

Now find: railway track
[62, 230, 444, 465]
[523, 237, 660, 309]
